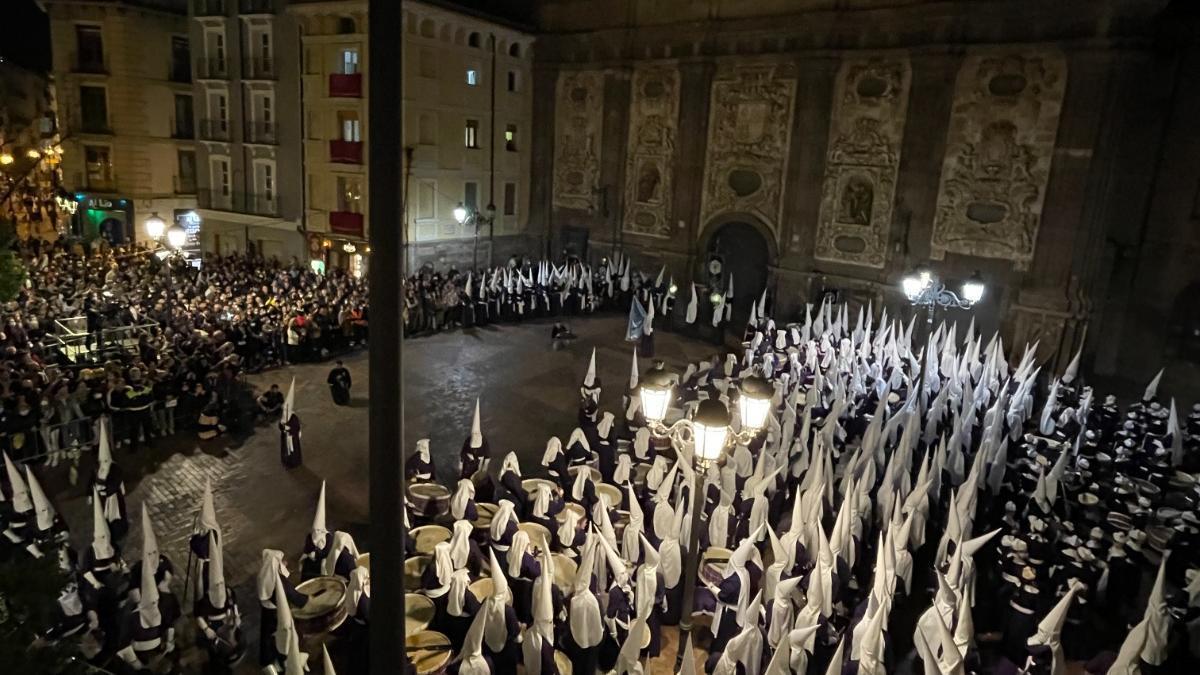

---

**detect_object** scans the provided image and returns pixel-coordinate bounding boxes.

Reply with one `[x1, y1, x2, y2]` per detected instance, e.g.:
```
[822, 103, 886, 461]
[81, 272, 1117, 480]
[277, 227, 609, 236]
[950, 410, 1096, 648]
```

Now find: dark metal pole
[675, 455, 708, 670]
[369, 0, 405, 673]
[488, 33, 496, 267]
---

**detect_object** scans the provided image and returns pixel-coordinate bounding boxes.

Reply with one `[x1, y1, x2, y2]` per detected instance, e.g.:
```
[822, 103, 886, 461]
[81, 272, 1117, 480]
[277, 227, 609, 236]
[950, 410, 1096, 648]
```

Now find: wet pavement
[54, 314, 722, 673]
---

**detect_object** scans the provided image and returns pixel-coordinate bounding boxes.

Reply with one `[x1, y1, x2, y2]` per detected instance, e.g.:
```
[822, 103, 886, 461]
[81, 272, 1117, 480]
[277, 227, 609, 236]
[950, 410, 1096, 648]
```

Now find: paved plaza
[55, 315, 720, 673]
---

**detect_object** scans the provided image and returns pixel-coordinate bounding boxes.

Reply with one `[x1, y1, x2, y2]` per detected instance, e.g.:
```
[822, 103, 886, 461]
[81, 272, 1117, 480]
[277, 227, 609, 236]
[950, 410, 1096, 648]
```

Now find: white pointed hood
[1141, 553, 1171, 665]
[97, 421, 114, 479]
[686, 283, 698, 324]
[3, 451, 31, 513]
[140, 503, 160, 569]
[484, 548, 511, 652]
[91, 486, 114, 560]
[1143, 368, 1163, 401]
[678, 633, 697, 675]
[1107, 618, 1148, 675]
[311, 480, 328, 549]
[470, 398, 483, 448]
[208, 530, 227, 608]
[459, 607, 491, 675]
[322, 645, 336, 675]
[1027, 584, 1079, 675]
[824, 636, 846, 675]
[584, 348, 597, 387]
[137, 541, 162, 628]
[25, 465, 55, 531]
[199, 479, 221, 536]
[569, 533, 604, 648]
[282, 377, 296, 422]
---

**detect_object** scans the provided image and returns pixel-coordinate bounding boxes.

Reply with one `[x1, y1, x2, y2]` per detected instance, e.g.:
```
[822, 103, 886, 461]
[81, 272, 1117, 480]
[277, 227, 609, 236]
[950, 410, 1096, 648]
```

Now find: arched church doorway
[703, 219, 773, 326]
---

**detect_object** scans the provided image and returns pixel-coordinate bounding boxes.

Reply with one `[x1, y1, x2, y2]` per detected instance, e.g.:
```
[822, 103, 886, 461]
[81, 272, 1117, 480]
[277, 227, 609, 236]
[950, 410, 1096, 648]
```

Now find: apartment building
[289, 0, 534, 273]
[190, 0, 305, 260]
[45, 0, 197, 244]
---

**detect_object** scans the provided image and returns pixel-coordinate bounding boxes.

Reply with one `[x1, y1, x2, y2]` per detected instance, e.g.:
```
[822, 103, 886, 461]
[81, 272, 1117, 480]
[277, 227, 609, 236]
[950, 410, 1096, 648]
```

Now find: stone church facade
[527, 0, 1200, 399]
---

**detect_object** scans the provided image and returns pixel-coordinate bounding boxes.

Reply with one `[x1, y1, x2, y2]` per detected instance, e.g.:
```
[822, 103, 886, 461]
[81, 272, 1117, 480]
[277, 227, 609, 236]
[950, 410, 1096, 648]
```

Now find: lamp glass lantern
[166, 223, 188, 250]
[901, 274, 923, 301]
[692, 399, 731, 463]
[638, 370, 674, 424]
[453, 203, 469, 225]
[737, 375, 773, 432]
[144, 213, 166, 241]
[961, 272, 985, 305]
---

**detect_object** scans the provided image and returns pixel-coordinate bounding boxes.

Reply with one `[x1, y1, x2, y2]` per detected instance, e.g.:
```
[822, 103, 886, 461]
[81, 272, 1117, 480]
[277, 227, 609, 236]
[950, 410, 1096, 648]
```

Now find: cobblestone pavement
[53, 315, 722, 673]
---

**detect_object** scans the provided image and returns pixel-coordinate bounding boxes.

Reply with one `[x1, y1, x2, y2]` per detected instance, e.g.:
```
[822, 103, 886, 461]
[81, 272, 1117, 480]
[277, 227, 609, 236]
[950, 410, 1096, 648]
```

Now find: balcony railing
[196, 57, 228, 80]
[169, 62, 192, 84]
[198, 190, 279, 217]
[244, 120, 276, 144]
[329, 140, 363, 164]
[329, 73, 362, 98]
[85, 176, 118, 193]
[70, 53, 107, 75]
[329, 211, 364, 238]
[194, 0, 226, 16]
[198, 119, 230, 141]
[239, 0, 274, 13]
[174, 176, 197, 195]
[242, 56, 275, 80]
[172, 118, 195, 139]
[79, 118, 113, 135]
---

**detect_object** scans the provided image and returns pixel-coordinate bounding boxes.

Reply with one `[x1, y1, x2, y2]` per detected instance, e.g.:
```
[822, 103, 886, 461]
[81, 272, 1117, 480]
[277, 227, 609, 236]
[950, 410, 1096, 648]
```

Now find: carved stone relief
[931, 51, 1067, 266]
[553, 70, 605, 211]
[699, 63, 797, 243]
[623, 66, 680, 238]
[815, 57, 911, 268]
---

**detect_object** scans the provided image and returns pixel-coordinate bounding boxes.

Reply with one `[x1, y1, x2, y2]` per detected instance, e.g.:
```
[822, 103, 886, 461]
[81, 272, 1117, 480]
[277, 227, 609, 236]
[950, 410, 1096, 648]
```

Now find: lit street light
[144, 212, 166, 241]
[639, 368, 772, 667]
[901, 265, 985, 325]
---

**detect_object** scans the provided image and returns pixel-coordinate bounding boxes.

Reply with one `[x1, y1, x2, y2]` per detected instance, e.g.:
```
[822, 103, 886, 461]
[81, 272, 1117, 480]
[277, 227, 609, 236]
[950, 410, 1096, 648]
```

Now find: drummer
[189, 482, 221, 588]
[448, 519, 486, 577]
[116, 557, 180, 671]
[542, 437, 570, 492]
[528, 481, 565, 534]
[555, 505, 586, 555]
[257, 549, 308, 668]
[461, 400, 489, 481]
[505, 529, 542, 623]
[345, 566, 369, 627]
[407, 439, 435, 483]
[489, 500, 519, 552]
[322, 530, 361, 580]
[495, 452, 529, 519]
[427, 567, 478, 645]
[423, 541, 457, 591]
[300, 482, 331, 581]
[482, 550, 522, 672]
[450, 478, 479, 523]
[194, 532, 245, 668]
[589, 412, 617, 481]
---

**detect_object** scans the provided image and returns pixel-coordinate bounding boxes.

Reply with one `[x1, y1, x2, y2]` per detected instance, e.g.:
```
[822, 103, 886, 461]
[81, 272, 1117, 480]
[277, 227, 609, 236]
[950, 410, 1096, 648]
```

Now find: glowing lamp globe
[166, 223, 188, 250]
[639, 370, 674, 424]
[961, 272, 985, 305]
[144, 213, 166, 240]
[453, 203, 469, 224]
[901, 274, 923, 301]
[737, 375, 773, 432]
[692, 399, 731, 463]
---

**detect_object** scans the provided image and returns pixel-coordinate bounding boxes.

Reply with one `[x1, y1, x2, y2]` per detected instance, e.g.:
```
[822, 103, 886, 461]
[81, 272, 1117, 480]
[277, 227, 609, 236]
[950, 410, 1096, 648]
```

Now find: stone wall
[528, 0, 1199, 399]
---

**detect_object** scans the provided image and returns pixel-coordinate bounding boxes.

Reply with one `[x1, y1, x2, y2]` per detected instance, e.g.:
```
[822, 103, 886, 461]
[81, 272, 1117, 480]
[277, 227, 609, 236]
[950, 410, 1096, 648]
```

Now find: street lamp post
[146, 214, 186, 327]
[639, 370, 773, 669]
[455, 202, 496, 272]
[901, 265, 986, 327]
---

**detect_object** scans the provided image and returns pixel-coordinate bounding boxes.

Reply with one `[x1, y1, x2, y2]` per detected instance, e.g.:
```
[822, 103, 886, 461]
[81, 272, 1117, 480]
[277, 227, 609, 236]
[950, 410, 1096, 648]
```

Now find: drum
[405, 556, 431, 590]
[518, 522, 551, 548]
[522, 478, 558, 495]
[406, 631, 452, 675]
[293, 576, 349, 634]
[558, 502, 586, 523]
[701, 547, 732, 586]
[596, 483, 622, 508]
[357, 553, 371, 571]
[554, 650, 573, 675]
[469, 577, 513, 604]
[473, 502, 499, 530]
[569, 466, 602, 484]
[405, 593, 435, 634]
[409, 483, 451, 519]
[411, 525, 452, 555]
[551, 554, 578, 593]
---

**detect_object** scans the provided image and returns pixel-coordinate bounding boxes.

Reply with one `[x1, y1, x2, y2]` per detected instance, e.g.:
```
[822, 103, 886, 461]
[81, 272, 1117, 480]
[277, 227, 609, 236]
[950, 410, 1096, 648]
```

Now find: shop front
[71, 193, 133, 243]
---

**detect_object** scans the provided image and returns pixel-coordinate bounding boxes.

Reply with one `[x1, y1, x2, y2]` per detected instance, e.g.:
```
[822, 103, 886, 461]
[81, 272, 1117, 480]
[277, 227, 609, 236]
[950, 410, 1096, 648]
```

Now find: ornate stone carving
[553, 70, 605, 211]
[815, 57, 911, 268]
[623, 66, 680, 238]
[699, 63, 797, 242]
[931, 51, 1067, 266]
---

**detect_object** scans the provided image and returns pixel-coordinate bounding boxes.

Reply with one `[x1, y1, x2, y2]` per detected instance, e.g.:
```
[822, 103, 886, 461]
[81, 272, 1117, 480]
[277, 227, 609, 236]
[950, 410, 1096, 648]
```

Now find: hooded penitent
[26, 465, 55, 532]
[483, 548, 511, 652]
[91, 486, 114, 560]
[569, 532, 604, 648]
[470, 398, 484, 449]
[207, 531, 227, 609]
[311, 480, 328, 550]
[4, 451, 31, 515]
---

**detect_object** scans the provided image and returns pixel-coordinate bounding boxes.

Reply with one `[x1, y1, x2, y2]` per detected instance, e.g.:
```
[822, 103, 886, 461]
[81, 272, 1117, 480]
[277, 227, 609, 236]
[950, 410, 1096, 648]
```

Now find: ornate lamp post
[145, 216, 187, 326]
[639, 370, 773, 667]
[901, 265, 985, 327]
[455, 202, 496, 272]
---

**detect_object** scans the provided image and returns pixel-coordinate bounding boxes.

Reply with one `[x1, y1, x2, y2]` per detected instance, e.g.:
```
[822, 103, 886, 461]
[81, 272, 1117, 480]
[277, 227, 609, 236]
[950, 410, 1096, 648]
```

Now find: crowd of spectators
[0, 238, 368, 463]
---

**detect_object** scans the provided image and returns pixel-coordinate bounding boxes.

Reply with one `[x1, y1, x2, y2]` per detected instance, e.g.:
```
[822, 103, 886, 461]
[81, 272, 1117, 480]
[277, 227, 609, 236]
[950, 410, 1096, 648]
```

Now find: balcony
[239, 0, 274, 13]
[329, 73, 362, 98]
[194, 0, 226, 16]
[242, 56, 275, 80]
[329, 139, 362, 164]
[198, 190, 279, 217]
[79, 117, 113, 135]
[196, 57, 229, 80]
[245, 120, 276, 145]
[329, 211, 364, 238]
[71, 53, 107, 75]
[198, 119, 230, 141]
[172, 119, 195, 139]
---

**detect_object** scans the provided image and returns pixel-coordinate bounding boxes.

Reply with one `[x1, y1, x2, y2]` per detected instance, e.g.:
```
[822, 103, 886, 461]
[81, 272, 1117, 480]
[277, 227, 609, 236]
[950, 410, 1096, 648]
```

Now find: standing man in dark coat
[327, 360, 351, 406]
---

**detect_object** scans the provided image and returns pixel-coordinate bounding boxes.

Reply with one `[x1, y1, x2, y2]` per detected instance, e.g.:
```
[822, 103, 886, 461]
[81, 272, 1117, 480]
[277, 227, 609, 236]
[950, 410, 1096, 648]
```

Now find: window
[256, 162, 275, 200]
[503, 182, 516, 216]
[337, 16, 356, 34]
[468, 32, 481, 48]
[84, 145, 112, 187]
[463, 181, 478, 211]
[419, 49, 436, 78]
[507, 70, 520, 92]
[170, 36, 190, 82]
[418, 113, 436, 145]
[79, 86, 108, 133]
[258, 32, 271, 62]
[417, 181, 435, 219]
[505, 124, 517, 152]
[337, 175, 362, 213]
[259, 93, 274, 125]
[464, 119, 479, 149]
[209, 92, 228, 133]
[212, 158, 231, 196]
[173, 94, 193, 137]
[466, 69, 478, 86]
[177, 150, 197, 193]
[213, 32, 226, 64]
[337, 110, 360, 142]
[509, 43, 521, 58]
[75, 25, 104, 71]
[341, 48, 359, 75]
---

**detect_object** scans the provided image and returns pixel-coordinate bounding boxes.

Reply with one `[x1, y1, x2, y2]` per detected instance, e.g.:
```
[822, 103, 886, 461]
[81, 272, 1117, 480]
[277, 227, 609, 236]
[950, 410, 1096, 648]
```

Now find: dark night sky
[1, 0, 51, 72]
